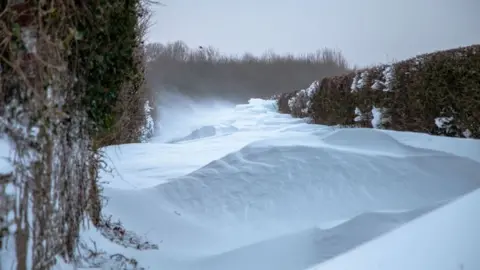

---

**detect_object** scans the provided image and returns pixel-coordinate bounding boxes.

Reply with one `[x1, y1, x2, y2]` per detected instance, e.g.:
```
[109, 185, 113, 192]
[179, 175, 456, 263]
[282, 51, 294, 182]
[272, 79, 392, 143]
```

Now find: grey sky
[147, 0, 479, 67]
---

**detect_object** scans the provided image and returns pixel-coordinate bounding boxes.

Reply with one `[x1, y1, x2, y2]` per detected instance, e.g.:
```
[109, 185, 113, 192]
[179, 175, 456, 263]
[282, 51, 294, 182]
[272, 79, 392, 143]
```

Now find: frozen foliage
[75, 240, 146, 270]
[350, 71, 369, 92]
[354, 107, 366, 122]
[463, 129, 472, 138]
[140, 100, 155, 142]
[371, 106, 390, 128]
[97, 215, 159, 250]
[369, 65, 396, 92]
[371, 80, 383, 90]
[372, 65, 395, 92]
[0, 88, 95, 269]
[371, 65, 396, 92]
[40, 214, 159, 270]
[382, 65, 395, 91]
[350, 73, 358, 92]
[408, 57, 425, 71]
[357, 71, 369, 89]
[353, 106, 390, 128]
[64, 214, 159, 269]
[435, 116, 455, 130]
[20, 27, 37, 54]
[434, 116, 473, 138]
[287, 81, 319, 116]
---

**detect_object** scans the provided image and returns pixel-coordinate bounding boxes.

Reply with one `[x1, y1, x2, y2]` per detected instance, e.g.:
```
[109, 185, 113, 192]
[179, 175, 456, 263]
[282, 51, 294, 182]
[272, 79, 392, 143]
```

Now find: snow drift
[1, 97, 479, 270]
[309, 188, 480, 270]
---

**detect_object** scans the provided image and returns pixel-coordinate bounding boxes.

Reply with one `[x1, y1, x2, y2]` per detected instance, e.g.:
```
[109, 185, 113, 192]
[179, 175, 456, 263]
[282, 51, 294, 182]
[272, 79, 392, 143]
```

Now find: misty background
[145, 41, 349, 103]
[145, 0, 479, 103]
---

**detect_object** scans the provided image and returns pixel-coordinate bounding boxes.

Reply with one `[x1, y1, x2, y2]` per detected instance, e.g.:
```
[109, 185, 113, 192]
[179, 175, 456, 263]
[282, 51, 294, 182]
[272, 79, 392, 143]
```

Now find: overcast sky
[147, 0, 479, 67]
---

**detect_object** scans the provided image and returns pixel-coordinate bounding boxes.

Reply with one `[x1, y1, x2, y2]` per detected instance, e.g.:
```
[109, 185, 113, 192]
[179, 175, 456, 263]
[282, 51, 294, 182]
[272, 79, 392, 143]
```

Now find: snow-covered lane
[2, 96, 479, 270]
[96, 97, 480, 270]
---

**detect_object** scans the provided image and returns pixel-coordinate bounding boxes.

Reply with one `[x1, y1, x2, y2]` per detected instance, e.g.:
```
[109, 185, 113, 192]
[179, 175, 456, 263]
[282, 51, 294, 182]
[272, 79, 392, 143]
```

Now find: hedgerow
[276, 45, 480, 139]
[0, 0, 154, 269]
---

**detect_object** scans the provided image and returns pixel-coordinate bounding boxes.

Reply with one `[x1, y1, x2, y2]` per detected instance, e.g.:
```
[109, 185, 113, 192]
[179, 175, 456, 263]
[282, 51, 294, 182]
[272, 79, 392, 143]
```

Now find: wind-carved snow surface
[309, 188, 480, 270]
[2, 93, 480, 270]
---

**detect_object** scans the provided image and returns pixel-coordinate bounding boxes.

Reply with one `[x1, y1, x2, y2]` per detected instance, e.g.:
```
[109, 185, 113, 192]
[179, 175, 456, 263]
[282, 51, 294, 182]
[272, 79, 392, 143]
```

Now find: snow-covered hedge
[275, 44, 480, 139]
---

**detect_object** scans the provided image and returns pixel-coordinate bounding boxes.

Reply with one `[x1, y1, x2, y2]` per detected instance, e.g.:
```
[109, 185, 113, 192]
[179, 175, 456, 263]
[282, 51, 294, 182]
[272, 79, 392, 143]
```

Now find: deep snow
[1, 95, 480, 270]
[309, 187, 480, 270]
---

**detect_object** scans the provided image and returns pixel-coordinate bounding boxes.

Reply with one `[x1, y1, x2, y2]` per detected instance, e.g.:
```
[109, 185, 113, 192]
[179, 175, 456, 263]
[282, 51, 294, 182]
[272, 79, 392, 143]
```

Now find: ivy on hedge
[66, 0, 144, 136]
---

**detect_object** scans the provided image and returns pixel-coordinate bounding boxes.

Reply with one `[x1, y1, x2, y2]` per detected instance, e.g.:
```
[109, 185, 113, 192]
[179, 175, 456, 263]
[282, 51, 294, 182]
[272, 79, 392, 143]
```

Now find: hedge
[0, 0, 151, 269]
[277, 44, 480, 139]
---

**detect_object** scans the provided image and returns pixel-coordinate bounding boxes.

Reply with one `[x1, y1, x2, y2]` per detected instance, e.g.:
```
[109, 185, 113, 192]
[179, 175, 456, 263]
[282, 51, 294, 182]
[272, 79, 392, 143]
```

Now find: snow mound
[150, 133, 480, 253]
[180, 205, 437, 270]
[321, 128, 444, 157]
[170, 125, 239, 143]
[310, 188, 480, 270]
[380, 129, 480, 163]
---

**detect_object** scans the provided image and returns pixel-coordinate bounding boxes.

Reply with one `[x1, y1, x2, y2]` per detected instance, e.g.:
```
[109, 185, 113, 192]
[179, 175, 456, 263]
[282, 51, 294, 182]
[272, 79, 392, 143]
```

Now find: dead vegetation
[72, 214, 159, 269]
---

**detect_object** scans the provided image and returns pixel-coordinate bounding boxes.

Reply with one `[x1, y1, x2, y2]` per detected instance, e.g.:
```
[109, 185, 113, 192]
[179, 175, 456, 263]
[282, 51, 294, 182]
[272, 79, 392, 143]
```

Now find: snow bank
[184, 205, 438, 270]
[310, 188, 480, 270]
[151, 131, 479, 236]
[320, 128, 446, 157]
